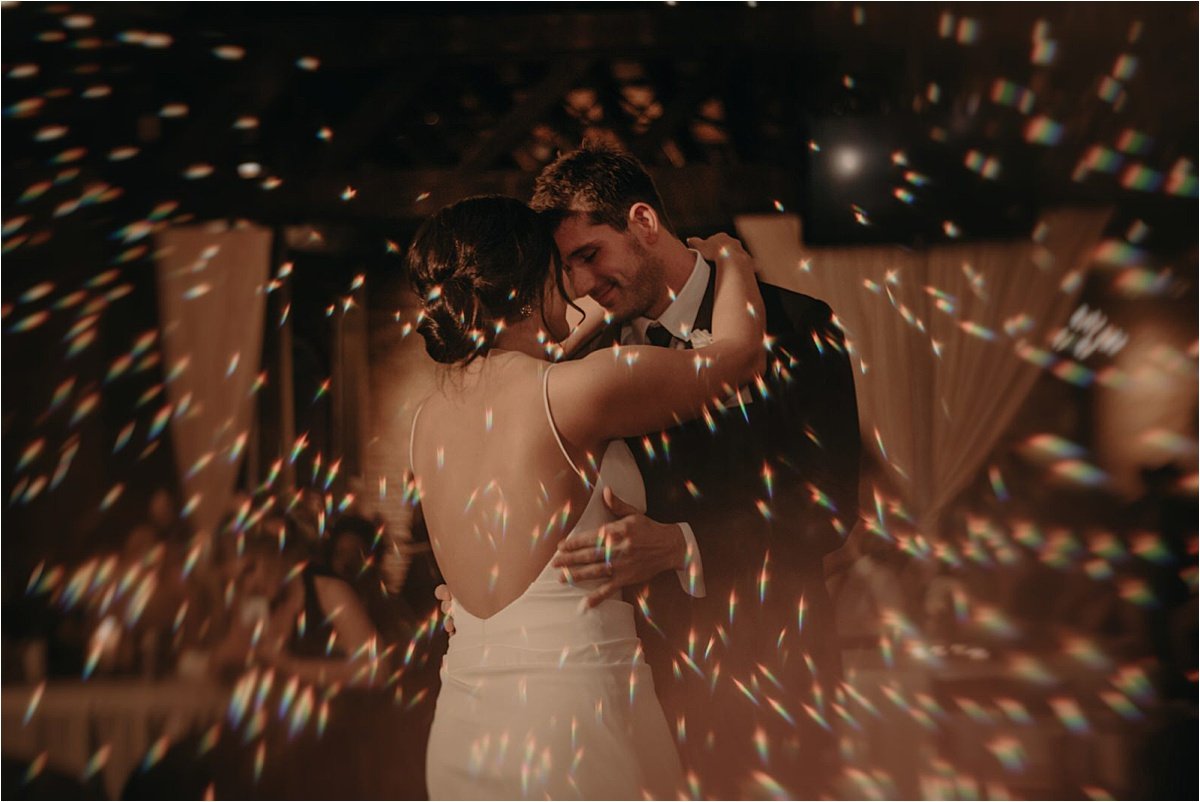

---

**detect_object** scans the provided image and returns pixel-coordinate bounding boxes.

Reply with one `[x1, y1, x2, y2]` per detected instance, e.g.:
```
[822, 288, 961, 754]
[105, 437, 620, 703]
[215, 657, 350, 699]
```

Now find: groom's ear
[627, 202, 661, 244]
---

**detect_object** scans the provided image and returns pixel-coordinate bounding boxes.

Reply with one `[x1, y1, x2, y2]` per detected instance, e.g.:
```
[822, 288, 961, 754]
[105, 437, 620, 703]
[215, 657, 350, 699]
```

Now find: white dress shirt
[620, 251, 709, 598]
[621, 251, 711, 347]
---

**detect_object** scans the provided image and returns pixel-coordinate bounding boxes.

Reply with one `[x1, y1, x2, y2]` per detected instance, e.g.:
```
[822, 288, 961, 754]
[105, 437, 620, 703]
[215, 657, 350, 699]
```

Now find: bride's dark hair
[407, 195, 564, 365]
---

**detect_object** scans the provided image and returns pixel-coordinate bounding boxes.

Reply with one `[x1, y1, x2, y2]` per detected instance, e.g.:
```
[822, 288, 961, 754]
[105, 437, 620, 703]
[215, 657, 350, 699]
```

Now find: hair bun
[417, 277, 488, 364]
[406, 196, 555, 365]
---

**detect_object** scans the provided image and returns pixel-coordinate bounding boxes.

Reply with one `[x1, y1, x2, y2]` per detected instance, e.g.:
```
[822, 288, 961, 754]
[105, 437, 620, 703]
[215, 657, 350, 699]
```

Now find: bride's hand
[687, 233, 756, 275]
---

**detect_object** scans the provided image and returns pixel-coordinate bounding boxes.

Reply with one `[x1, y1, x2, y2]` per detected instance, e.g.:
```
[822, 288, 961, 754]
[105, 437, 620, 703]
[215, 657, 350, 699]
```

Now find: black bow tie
[645, 322, 676, 349]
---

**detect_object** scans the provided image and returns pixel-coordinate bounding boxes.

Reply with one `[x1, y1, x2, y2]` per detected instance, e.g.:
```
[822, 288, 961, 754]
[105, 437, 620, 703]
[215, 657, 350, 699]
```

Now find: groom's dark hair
[531, 141, 675, 235]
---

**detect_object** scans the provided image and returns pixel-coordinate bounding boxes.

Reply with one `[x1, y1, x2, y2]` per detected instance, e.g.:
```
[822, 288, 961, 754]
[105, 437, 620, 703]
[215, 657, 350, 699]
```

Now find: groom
[531, 144, 862, 799]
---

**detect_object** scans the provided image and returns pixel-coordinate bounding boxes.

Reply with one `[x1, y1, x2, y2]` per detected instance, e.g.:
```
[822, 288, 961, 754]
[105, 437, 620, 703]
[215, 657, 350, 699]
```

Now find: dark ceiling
[2, 2, 1197, 245]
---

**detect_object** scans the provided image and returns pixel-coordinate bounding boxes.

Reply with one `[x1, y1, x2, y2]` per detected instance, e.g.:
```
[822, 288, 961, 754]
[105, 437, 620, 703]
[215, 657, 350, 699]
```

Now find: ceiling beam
[456, 57, 593, 172]
[324, 63, 439, 168]
[631, 59, 729, 163]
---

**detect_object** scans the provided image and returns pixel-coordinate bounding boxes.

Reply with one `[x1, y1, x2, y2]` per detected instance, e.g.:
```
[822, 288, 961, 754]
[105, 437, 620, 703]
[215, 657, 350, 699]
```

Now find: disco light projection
[1118, 577, 1158, 608]
[1030, 21, 1058, 65]
[1050, 459, 1109, 488]
[987, 736, 1028, 774]
[1119, 164, 1164, 192]
[1050, 360, 1095, 387]
[964, 150, 1001, 179]
[1111, 54, 1139, 80]
[954, 17, 981, 45]
[1097, 77, 1126, 105]
[995, 698, 1033, 726]
[1138, 428, 1195, 459]
[1093, 239, 1147, 267]
[1165, 160, 1198, 197]
[22, 681, 46, 726]
[1025, 116, 1065, 145]
[1099, 690, 1142, 722]
[1049, 697, 1090, 735]
[3, 7, 1195, 800]
[22, 752, 48, 785]
[212, 45, 245, 61]
[139, 735, 172, 773]
[991, 79, 1036, 113]
[1116, 128, 1153, 155]
[82, 744, 113, 782]
[1078, 145, 1124, 179]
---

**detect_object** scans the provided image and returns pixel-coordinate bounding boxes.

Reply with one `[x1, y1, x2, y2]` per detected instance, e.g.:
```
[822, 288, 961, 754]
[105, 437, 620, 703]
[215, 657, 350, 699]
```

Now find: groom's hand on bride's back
[552, 486, 687, 608]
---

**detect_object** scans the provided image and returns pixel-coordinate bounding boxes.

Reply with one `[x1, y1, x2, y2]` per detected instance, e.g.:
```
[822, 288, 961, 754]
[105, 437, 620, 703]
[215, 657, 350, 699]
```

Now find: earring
[520, 303, 534, 318]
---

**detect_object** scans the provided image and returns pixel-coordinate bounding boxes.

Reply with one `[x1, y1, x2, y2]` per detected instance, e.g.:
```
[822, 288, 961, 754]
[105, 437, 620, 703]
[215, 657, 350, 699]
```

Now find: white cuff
[675, 522, 707, 598]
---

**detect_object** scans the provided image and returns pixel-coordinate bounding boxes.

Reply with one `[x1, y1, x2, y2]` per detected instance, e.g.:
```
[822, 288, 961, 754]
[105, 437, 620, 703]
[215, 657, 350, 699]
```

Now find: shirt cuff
[675, 522, 707, 598]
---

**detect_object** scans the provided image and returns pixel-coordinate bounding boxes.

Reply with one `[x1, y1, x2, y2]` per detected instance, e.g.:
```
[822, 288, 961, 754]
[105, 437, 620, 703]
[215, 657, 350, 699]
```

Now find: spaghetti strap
[542, 364, 585, 479]
[408, 401, 426, 470]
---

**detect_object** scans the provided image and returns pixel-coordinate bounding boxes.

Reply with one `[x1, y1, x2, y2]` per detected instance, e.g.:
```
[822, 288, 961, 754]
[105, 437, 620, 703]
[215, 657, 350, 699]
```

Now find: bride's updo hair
[407, 196, 557, 365]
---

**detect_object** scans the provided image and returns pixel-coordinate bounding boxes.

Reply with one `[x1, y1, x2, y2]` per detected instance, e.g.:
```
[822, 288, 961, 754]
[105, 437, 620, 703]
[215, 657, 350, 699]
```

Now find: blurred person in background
[326, 512, 418, 647]
[210, 514, 380, 687]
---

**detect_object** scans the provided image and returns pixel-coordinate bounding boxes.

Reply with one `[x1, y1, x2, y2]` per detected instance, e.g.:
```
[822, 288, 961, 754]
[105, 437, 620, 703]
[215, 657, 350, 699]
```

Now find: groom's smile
[553, 214, 666, 324]
[590, 281, 619, 308]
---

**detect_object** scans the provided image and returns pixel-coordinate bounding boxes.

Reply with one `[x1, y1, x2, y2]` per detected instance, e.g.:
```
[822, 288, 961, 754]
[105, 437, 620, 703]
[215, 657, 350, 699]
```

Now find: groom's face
[553, 213, 664, 324]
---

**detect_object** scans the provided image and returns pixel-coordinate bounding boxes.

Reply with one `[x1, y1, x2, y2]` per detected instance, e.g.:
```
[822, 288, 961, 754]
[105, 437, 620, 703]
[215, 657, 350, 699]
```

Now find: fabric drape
[154, 223, 271, 544]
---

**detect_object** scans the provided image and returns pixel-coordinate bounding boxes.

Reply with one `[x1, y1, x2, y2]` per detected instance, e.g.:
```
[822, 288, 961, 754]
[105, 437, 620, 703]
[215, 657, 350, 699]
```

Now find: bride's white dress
[423, 366, 684, 800]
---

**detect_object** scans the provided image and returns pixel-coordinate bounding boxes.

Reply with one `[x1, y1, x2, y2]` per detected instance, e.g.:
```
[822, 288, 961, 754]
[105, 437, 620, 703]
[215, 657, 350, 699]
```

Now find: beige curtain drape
[154, 223, 272, 545]
[737, 209, 1110, 538]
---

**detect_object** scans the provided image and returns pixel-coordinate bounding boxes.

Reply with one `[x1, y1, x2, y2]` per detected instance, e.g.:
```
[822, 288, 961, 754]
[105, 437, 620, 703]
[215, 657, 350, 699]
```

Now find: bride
[406, 195, 764, 799]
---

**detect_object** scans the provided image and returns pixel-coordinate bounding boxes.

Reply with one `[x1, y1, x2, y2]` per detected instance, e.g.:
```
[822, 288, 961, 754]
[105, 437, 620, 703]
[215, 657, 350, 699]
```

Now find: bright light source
[834, 147, 862, 177]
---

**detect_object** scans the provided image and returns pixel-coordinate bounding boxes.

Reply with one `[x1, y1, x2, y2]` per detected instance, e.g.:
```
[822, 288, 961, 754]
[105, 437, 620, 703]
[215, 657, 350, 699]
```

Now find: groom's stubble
[550, 211, 675, 325]
[617, 235, 670, 323]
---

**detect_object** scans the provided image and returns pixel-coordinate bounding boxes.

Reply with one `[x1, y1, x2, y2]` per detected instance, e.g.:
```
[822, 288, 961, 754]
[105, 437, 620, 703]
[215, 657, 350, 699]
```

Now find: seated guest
[326, 513, 375, 584]
[326, 514, 418, 648]
[211, 516, 381, 687]
[132, 518, 397, 801]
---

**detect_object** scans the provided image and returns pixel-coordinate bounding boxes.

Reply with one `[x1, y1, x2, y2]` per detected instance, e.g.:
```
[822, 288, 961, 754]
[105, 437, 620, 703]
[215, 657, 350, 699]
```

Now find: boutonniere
[687, 328, 713, 348]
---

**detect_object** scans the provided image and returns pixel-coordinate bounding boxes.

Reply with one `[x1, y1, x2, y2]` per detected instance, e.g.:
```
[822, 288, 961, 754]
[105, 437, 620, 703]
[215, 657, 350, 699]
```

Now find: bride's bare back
[410, 229, 766, 621]
[410, 352, 593, 619]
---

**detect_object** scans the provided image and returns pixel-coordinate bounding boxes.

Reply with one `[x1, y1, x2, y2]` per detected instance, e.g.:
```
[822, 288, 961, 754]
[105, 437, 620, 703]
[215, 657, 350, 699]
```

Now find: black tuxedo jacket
[582, 263, 861, 719]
